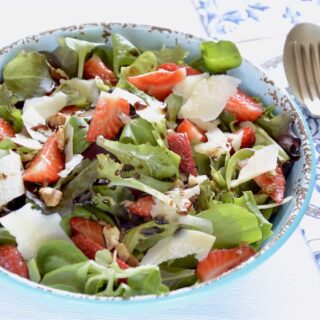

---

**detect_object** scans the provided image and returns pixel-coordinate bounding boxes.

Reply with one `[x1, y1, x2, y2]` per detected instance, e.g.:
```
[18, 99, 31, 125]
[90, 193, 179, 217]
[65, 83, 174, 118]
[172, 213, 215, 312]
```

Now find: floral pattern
[193, 0, 320, 268]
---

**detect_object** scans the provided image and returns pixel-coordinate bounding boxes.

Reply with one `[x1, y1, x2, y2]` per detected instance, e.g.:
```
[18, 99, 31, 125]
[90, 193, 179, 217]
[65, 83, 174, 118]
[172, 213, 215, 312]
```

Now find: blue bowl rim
[0, 22, 316, 305]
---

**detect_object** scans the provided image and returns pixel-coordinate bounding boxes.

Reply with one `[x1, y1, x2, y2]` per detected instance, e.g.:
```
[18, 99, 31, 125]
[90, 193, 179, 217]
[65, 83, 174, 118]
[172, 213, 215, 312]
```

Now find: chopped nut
[48, 113, 67, 129]
[39, 187, 63, 207]
[116, 243, 139, 267]
[55, 125, 65, 151]
[20, 152, 36, 162]
[103, 224, 120, 250]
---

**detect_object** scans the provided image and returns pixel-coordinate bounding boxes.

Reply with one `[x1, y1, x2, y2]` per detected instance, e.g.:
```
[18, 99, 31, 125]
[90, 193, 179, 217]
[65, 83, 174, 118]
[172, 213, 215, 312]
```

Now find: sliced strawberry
[86, 93, 130, 142]
[116, 257, 129, 269]
[254, 165, 286, 204]
[23, 133, 65, 184]
[225, 90, 264, 122]
[167, 132, 197, 176]
[238, 127, 255, 149]
[127, 68, 186, 101]
[196, 245, 255, 282]
[84, 55, 117, 85]
[60, 105, 80, 115]
[177, 119, 207, 144]
[71, 234, 103, 260]
[157, 63, 201, 76]
[0, 118, 15, 141]
[70, 217, 105, 247]
[0, 245, 28, 278]
[127, 195, 154, 218]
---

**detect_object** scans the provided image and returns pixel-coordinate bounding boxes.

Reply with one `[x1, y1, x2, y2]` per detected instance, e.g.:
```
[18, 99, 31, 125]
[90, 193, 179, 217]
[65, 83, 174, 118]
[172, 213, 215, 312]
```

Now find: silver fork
[284, 23, 320, 117]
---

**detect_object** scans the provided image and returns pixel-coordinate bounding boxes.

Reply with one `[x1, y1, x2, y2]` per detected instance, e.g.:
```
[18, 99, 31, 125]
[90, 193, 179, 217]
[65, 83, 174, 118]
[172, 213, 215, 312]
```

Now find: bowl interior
[0, 23, 315, 304]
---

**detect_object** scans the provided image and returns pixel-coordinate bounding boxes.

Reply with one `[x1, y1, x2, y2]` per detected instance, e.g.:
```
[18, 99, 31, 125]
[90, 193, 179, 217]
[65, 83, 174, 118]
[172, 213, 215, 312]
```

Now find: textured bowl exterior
[0, 23, 316, 309]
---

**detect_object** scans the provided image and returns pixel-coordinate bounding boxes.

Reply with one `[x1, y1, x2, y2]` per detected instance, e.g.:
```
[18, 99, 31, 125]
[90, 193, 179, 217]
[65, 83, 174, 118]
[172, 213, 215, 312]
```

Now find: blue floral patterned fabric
[193, 0, 320, 268]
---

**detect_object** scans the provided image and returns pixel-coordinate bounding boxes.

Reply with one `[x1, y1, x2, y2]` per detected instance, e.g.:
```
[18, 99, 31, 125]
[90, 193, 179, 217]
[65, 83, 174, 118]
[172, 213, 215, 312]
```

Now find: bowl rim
[0, 22, 316, 305]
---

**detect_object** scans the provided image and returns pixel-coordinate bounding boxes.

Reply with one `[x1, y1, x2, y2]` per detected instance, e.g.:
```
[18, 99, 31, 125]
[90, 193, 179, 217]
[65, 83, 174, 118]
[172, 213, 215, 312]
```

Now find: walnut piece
[116, 243, 139, 267]
[103, 224, 120, 250]
[47, 113, 67, 129]
[39, 187, 63, 207]
[55, 125, 66, 151]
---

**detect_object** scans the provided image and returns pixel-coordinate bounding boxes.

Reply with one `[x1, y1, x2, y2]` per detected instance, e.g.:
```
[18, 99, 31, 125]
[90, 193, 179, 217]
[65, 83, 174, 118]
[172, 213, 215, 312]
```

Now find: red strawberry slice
[196, 245, 255, 282]
[23, 133, 65, 184]
[71, 234, 103, 260]
[0, 118, 15, 141]
[116, 258, 129, 269]
[254, 165, 285, 204]
[157, 63, 201, 76]
[70, 217, 105, 247]
[0, 245, 28, 278]
[238, 127, 255, 149]
[127, 195, 154, 218]
[86, 93, 130, 142]
[84, 55, 117, 86]
[127, 68, 186, 101]
[167, 132, 197, 176]
[225, 90, 264, 122]
[177, 119, 207, 144]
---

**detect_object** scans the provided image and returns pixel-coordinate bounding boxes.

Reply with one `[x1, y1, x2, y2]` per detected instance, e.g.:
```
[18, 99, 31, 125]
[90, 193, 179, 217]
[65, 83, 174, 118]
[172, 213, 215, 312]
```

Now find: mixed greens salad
[0, 33, 301, 298]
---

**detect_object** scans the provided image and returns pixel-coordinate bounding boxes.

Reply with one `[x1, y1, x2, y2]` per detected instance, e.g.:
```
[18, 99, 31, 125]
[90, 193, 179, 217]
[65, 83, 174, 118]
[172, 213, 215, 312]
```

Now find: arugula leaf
[97, 137, 180, 180]
[160, 266, 196, 290]
[3, 51, 54, 101]
[67, 116, 90, 154]
[0, 227, 16, 245]
[152, 45, 188, 64]
[36, 240, 88, 275]
[119, 117, 157, 146]
[123, 221, 178, 253]
[64, 37, 102, 78]
[97, 154, 172, 205]
[200, 40, 242, 73]
[112, 33, 140, 75]
[234, 191, 273, 244]
[198, 203, 262, 248]
[0, 105, 23, 132]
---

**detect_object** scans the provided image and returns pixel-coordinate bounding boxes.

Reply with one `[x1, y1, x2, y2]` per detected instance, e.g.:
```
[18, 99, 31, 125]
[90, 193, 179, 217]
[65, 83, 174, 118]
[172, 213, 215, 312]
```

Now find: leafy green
[0, 84, 17, 106]
[64, 37, 102, 78]
[112, 33, 140, 75]
[165, 94, 183, 128]
[97, 154, 172, 205]
[234, 191, 273, 244]
[198, 203, 262, 248]
[27, 259, 41, 283]
[200, 40, 242, 73]
[119, 117, 157, 146]
[92, 45, 114, 69]
[197, 182, 216, 211]
[0, 105, 23, 132]
[97, 137, 180, 180]
[123, 221, 178, 253]
[3, 51, 54, 101]
[137, 174, 174, 192]
[36, 240, 88, 275]
[0, 227, 16, 245]
[160, 266, 196, 290]
[67, 116, 90, 154]
[120, 51, 157, 80]
[152, 45, 188, 64]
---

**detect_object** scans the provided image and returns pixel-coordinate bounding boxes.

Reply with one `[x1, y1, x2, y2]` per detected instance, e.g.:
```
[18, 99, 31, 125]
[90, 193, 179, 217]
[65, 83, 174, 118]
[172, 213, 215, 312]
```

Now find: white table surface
[0, 1, 319, 319]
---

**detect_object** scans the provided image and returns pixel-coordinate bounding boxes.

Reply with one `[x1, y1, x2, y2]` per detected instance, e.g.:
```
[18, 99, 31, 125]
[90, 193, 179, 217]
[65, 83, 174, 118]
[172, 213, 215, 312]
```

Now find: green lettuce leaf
[97, 137, 180, 180]
[36, 240, 88, 275]
[64, 37, 102, 78]
[165, 94, 183, 128]
[67, 116, 90, 154]
[112, 33, 140, 75]
[27, 259, 41, 283]
[160, 266, 196, 290]
[0, 104, 23, 132]
[197, 203, 262, 248]
[201, 40, 242, 73]
[152, 45, 188, 64]
[0, 84, 17, 106]
[97, 154, 172, 205]
[0, 227, 16, 245]
[123, 221, 178, 253]
[119, 117, 157, 146]
[3, 51, 54, 101]
[234, 191, 273, 244]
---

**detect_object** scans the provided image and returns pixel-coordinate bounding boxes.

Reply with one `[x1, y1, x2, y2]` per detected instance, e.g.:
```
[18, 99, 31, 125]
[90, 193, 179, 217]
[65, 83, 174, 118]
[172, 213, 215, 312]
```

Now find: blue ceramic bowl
[0, 23, 316, 310]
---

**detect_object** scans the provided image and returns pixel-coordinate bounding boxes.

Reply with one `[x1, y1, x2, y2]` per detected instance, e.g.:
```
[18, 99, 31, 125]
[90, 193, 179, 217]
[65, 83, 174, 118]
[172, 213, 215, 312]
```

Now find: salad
[0, 33, 301, 297]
